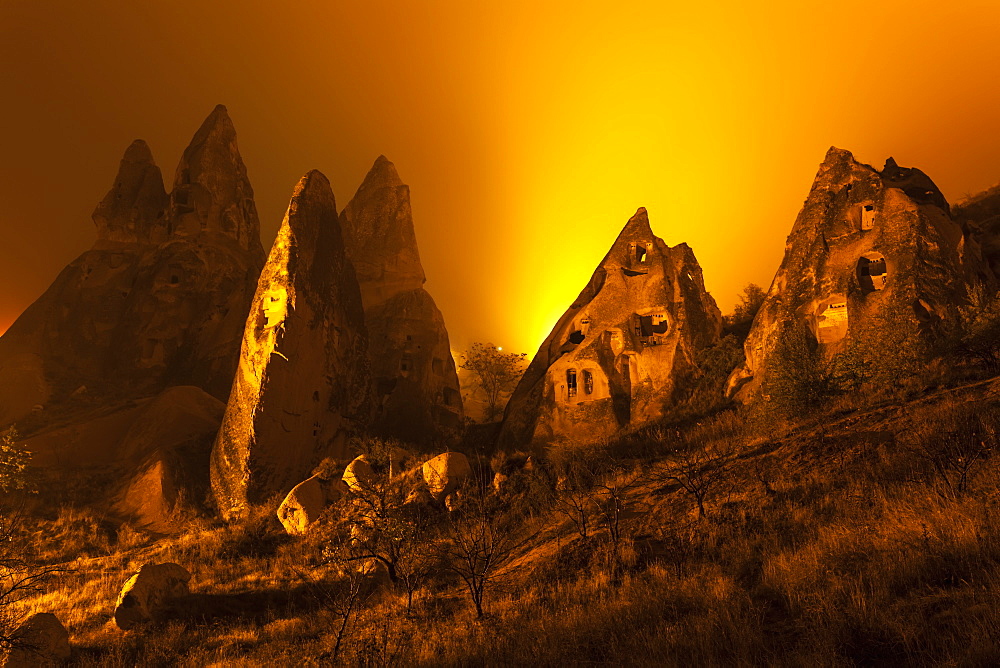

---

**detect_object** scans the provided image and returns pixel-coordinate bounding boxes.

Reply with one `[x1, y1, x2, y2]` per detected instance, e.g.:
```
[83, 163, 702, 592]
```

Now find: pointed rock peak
[92, 139, 168, 243]
[168, 105, 262, 255]
[184, 105, 236, 154]
[288, 170, 337, 231]
[883, 157, 899, 172]
[617, 206, 654, 238]
[819, 146, 857, 169]
[360, 154, 404, 191]
[122, 139, 155, 164]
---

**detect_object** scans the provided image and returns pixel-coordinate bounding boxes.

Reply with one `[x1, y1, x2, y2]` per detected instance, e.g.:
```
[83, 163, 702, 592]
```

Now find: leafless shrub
[904, 402, 998, 499]
[438, 484, 527, 619]
[0, 504, 68, 652]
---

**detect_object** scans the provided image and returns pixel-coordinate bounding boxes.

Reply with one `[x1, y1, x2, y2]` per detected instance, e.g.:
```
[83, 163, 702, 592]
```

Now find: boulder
[277, 474, 347, 535]
[113, 562, 191, 630]
[211, 170, 373, 519]
[340, 156, 464, 443]
[499, 207, 723, 447]
[422, 452, 471, 502]
[343, 455, 376, 493]
[727, 148, 994, 403]
[1, 612, 71, 667]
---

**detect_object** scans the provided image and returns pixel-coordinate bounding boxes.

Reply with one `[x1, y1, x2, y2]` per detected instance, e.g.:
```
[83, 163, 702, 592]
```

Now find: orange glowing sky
[2, 1, 1000, 356]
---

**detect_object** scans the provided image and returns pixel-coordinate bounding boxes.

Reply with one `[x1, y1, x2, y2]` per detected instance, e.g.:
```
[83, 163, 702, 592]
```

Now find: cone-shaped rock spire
[92, 140, 169, 244]
[340, 156, 463, 443]
[0, 105, 266, 428]
[499, 207, 722, 447]
[168, 105, 264, 259]
[340, 155, 425, 306]
[212, 170, 372, 519]
[726, 147, 993, 403]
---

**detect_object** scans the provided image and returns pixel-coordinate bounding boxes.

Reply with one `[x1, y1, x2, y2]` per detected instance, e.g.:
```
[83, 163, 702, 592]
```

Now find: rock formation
[211, 170, 372, 520]
[499, 208, 723, 447]
[340, 156, 463, 443]
[114, 562, 191, 630]
[277, 474, 348, 535]
[727, 148, 993, 402]
[953, 182, 1000, 279]
[0, 105, 265, 427]
[1, 612, 71, 667]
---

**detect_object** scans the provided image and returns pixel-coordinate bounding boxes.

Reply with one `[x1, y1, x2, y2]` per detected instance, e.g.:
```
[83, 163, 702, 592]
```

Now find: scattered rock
[277, 474, 347, 535]
[422, 452, 471, 502]
[1, 612, 71, 667]
[343, 455, 376, 493]
[114, 562, 191, 630]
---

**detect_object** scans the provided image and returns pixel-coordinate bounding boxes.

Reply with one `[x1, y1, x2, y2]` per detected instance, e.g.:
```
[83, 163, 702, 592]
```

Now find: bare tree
[0, 504, 65, 653]
[651, 439, 734, 519]
[438, 487, 525, 619]
[298, 532, 373, 664]
[550, 457, 599, 539]
[905, 403, 996, 499]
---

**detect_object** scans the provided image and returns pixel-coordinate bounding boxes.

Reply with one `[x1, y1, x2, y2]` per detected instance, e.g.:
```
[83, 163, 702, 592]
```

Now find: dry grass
[6, 385, 1000, 665]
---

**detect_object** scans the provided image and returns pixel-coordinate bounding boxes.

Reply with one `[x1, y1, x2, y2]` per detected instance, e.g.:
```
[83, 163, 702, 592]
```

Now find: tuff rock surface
[113, 563, 191, 630]
[499, 207, 723, 447]
[211, 170, 372, 519]
[727, 148, 993, 402]
[1, 612, 71, 668]
[277, 474, 348, 535]
[340, 156, 463, 443]
[0, 105, 264, 428]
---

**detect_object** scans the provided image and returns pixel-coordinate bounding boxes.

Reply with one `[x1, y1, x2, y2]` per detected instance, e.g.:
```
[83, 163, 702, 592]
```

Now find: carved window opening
[857, 254, 887, 293]
[401, 355, 412, 373]
[816, 300, 849, 344]
[651, 313, 669, 334]
[582, 370, 594, 395]
[432, 358, 444, 375]
[566, 369, 578, 398]
[443, 387, 461, 407]
[169, 275, 180, 285]
[312, 390, 319, 402]
[567, 330, 585, 345]
[861, 204, 876, 230]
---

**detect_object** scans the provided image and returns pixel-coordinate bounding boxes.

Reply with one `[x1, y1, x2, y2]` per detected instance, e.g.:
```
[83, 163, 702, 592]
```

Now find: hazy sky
[3, 0, 1000, 357]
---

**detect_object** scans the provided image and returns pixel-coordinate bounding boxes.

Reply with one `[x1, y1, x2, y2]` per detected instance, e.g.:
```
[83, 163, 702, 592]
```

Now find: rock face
[727, 148, 993, 402]
[0, 105, 265, 427]
[499, 207, 723, 447]
[2, 612, 71, 667]
[211, 170, 373, 519]
[113, 562, 191, 630]
[953, 182, 1000, 279]
[340, 156, 463, 443]
[113, 386, 225, 532]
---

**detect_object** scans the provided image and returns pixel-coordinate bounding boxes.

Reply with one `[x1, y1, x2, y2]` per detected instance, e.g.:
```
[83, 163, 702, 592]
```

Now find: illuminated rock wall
[499, 207, 722, 447]
[727, 147, 993, 402]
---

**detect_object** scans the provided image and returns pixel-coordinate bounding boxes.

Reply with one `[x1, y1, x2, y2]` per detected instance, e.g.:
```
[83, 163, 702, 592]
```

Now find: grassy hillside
[5, 377, 1000, 666]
